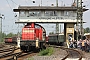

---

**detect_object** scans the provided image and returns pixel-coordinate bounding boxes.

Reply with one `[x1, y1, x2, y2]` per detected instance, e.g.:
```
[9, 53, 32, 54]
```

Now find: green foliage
[49, 32, 54, 35]
[27, 57, 34, 60]
[84, 27, 90, 33]
[6, 33, 17, 37]
[0, 32, 17, 42]
[38, 47, 54, 56]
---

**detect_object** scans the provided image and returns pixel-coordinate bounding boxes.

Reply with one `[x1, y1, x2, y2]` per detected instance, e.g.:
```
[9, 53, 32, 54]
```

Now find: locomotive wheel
[40, 43, 46, 50]
[20, 45, 30, 52]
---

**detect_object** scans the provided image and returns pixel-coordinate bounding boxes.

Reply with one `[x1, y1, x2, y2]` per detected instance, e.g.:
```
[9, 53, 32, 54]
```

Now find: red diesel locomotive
[20, 23, 46, 51]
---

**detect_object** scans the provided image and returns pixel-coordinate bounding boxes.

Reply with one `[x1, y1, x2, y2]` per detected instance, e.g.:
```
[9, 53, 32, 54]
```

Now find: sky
[0, 0, 90, 35]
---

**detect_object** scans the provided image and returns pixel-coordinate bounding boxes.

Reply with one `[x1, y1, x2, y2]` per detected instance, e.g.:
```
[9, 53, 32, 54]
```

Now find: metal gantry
[77, 0, 83, 40]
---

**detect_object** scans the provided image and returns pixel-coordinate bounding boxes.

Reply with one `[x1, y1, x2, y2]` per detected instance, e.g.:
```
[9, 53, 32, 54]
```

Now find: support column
[56, 23, 59, 33]
[64, 23, 74, 48]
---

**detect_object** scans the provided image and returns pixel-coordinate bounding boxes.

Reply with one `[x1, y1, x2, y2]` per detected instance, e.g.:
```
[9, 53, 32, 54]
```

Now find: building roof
[13, 6, 88, 12]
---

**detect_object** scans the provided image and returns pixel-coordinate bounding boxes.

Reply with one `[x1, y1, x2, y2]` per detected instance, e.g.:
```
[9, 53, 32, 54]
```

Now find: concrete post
[0, 14, 2, 42]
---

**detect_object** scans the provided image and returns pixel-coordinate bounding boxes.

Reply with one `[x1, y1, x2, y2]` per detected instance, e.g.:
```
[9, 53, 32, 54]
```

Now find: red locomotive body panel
[22, 23, 44, 41]
[35, 28, 39, 39]
[22, 28, 35, 40]
[39, 27, 43, 40]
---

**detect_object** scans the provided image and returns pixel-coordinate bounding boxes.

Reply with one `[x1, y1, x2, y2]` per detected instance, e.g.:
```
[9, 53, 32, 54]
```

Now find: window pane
[45, 11, 57, 16]
[20, 11, 25, 17]
[64, 11, 69, 16]
[29, 11, 41, 16]
[61, 11, 64, 16]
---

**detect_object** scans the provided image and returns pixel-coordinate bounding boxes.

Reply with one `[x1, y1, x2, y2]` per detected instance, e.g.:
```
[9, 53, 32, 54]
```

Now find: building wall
[19, 10, 77, 20]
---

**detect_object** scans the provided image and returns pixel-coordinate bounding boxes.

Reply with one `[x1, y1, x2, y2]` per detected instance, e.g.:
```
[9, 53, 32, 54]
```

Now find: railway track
[0, 45, 37, 60]
[0, 46, 16, 53]
[47, 45, 85, 60]
[0, 43, 5, 48]
[0, 46, 18, 58]
[4, 51, 38, 60]
[55, 46, 85, 60]
[0, 44, 85, 60]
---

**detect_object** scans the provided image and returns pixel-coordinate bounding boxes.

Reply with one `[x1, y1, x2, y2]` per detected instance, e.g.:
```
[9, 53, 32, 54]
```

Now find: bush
[27, 57, 34, 60]
[38, 47, 54, 56]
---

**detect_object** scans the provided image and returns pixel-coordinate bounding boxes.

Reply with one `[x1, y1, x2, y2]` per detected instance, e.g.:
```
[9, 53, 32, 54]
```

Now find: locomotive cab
[20, 23, 46, 52]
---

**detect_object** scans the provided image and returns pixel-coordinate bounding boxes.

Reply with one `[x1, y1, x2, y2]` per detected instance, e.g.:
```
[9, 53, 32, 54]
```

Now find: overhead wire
[86, 2, 90, 6]
[25, 0, 29, 5]
[10, 0, 18, 6]
[82, 0, 90, 7]
[10, 0, 19, 18]
[5, 0, 18, 18]
[4, 0, 20, 34]
[5, 0, 13, 12]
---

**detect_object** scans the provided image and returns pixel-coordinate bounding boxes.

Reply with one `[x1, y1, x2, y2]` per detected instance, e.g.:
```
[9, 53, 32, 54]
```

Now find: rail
[48, 45, 84, 60]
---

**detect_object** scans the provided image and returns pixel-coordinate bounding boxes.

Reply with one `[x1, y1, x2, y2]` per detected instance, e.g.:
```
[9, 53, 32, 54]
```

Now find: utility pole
[41, 0, 42, 6]
[56, 0, 59, 34]
[0, 14, 3, 42]
[56, 0, 58, 7]
[77, 0, 83, 40]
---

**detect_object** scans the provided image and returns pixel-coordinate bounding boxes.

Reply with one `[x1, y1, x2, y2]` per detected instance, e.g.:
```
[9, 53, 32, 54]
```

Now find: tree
[0, 32, 7, 42]
[6, 32, 17, 37]
[0, 32, 17, 42]
[84, 27, 90, 33]
[49, 32, 54, 35]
